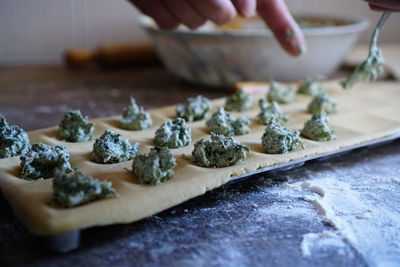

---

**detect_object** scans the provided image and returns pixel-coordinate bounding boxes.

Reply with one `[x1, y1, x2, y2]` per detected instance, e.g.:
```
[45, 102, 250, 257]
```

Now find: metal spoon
[341, 11, 391, 89]
[377, 11, 392, 27]
[372, 11, 392, 49]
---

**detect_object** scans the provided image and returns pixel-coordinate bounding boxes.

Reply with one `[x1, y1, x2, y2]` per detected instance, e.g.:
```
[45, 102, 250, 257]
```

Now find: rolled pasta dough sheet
[0, 81, 399, 235]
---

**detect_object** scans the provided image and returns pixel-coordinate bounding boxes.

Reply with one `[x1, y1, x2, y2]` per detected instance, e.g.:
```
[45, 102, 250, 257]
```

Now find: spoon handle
[376, 11, 391, 30]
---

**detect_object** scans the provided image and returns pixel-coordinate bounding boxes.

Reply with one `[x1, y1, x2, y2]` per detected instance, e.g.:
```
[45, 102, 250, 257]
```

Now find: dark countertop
[0, 66, 399, 266]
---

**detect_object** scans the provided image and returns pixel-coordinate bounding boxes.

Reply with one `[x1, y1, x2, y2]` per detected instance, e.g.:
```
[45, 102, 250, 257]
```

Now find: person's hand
[367, 0, 400, 11]
[129, 0, 306, 56]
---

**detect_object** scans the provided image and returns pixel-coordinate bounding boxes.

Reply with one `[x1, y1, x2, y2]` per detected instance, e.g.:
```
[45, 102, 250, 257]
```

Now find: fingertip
[234, 0, 256, 17]
[189, 0, 238, 25]
[214, 6, 237, 25]
[282, 27, 307, 56]
[292, 43, 307, 57]
[290, 28, 307, 56]
[163, 0, 207, 30]
[144, 0, 179, 30]
[152, 13, 179, 30]
[158, 22, 179, 30]
[187, 19, 207, 30]
[298, 43, 307, 56]
[257, 0, 307, 57]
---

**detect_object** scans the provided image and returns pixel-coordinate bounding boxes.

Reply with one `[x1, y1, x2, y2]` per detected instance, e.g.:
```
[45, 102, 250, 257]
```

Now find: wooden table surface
[0, 65, 228, 131]
[1, 65, 399, 266]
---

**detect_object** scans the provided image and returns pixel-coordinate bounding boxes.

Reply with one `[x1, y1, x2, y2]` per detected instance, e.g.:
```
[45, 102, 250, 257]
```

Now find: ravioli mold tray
[1, 81, 400, 252]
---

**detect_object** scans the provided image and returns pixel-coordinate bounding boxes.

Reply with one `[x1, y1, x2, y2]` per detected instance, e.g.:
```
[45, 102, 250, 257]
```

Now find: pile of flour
[273, 175, 400, 266]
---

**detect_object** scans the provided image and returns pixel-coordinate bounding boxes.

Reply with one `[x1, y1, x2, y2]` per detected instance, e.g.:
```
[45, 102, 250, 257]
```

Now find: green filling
[224, 89, 253, 112]
[341, 26, 384, 89]
[121, 97, 152, 130]
[153, 118, 191, 148]
[261, 119, 305, 154]
[176, 95, 212, 122]
[257, 99, 288, 125]
[20, 143, 73, 180]
[49, 170, 116, 208]
[308, 93, 338, 115]
[191, 133, 249, 168]
[297, 79, 325, 96]
[206, 107, 250, 136]
[132, 147, 176, 185]
[58, 109, 94, 142]
[301, 111, 336, 141]
[267, 81, 295, 104]
[91, 129, 139, 164]
[0, 116, 30, 159]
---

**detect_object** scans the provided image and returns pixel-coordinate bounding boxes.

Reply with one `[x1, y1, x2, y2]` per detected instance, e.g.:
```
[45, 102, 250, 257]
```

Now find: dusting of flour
[301, 230, 346, 257]
[277, 177, 400, 266]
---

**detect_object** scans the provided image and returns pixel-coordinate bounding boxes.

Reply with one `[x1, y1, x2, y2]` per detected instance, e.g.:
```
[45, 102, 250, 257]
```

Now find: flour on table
[277, 177, 400, 266]
[300, 230, 346, 257]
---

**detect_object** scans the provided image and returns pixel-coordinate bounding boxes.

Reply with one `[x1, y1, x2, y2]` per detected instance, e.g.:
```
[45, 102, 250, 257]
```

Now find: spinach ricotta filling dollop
[91, 129, 139, 164]
[257, 99, 288, 125]
[58, 109, 94, 142]
[206, 107, 250, 136]
[267, 80, 295, 104]
[49, 170, 116, 208]
[261, 119, 305, 154]
[176, 95, 212, 122]
[20, 143, 73, 180]
[120, 97, 152, 130]
[307, 93, 338, 115]
[0, 115, 30, 159]
[153, 118, 191, 148]
[132, 147, 176, 185]
[297, 79, 325, 96]
[301, 111, 335, 141]
[224, 88, 253, 112]
[191, 133, 249, 168]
